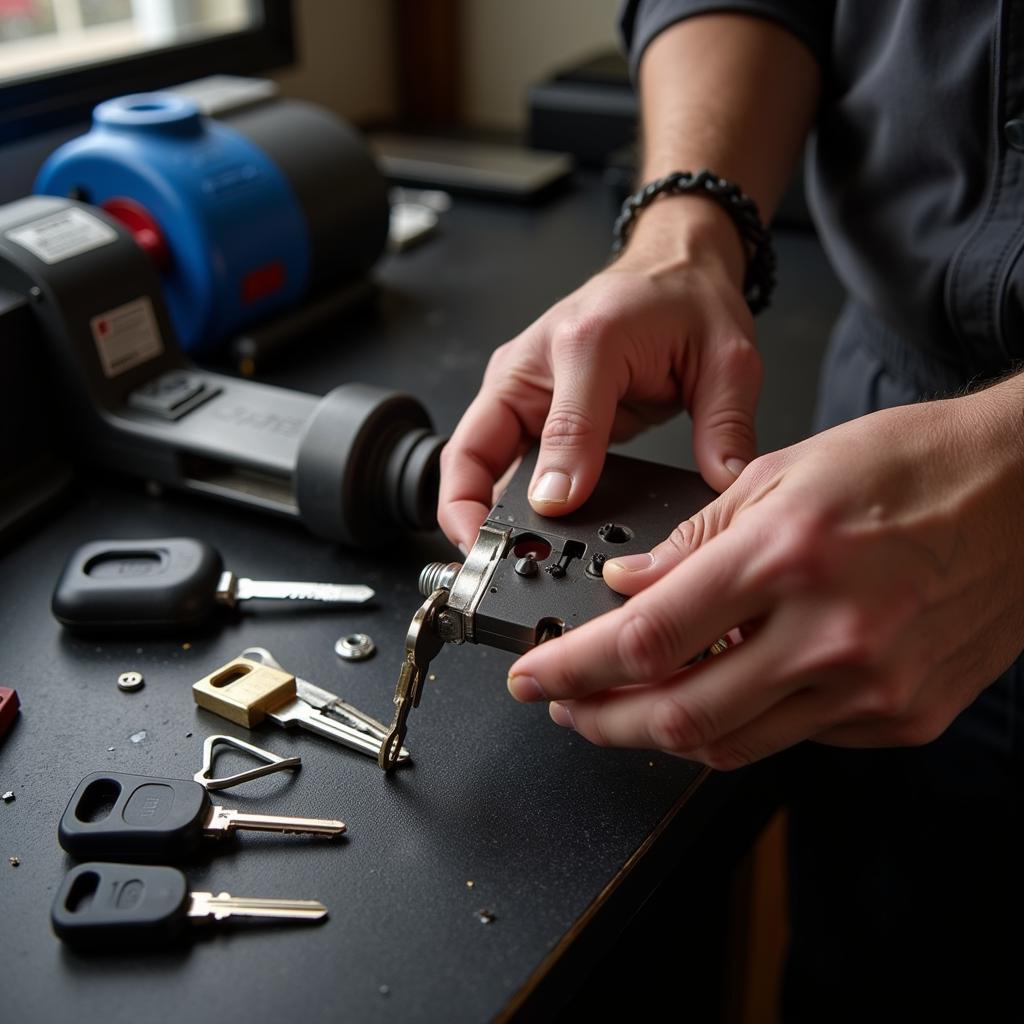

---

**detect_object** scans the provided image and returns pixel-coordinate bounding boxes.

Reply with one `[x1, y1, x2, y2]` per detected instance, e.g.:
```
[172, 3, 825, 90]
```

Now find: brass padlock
[192, 656, 296, 728]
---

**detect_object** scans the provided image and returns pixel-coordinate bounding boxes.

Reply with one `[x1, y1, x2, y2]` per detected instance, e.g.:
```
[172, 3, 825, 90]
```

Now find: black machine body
[0, 195, 443, 546]
[421, 450, 717, 656]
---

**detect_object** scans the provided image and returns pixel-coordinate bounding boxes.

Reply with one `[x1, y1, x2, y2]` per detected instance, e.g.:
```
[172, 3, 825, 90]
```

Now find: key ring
[193, 733, 302, 791]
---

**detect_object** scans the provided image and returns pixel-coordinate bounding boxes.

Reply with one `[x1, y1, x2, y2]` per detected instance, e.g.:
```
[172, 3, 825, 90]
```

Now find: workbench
[0, 171, 843, 1021]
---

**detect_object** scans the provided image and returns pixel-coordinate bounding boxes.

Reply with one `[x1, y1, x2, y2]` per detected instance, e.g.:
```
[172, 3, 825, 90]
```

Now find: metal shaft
[205, 805, 346, 837]
[188, 891, 328, 921]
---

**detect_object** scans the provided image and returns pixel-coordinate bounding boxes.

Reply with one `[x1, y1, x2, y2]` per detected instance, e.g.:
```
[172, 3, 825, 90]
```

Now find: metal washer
[335, 633, 375, 661]
[117, 671, 144, 692]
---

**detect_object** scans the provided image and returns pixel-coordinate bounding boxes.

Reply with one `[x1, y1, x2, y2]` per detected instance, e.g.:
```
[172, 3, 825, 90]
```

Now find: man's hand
[438, 200, 760, 552]
[505, 377, 1024, 768]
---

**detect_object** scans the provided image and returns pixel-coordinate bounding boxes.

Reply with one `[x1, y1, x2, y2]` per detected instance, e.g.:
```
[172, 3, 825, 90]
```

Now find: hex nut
[334, 633, 376, 661]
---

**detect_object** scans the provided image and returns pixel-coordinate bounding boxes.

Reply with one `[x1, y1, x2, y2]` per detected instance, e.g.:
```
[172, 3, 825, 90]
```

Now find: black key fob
[59, 771, 211, 860]
[51, 536, 223, 633]
[52, 862, 190, 946]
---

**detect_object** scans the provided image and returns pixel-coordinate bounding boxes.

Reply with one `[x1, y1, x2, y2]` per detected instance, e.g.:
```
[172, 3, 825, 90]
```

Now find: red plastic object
[0, 687, 19, 738]
[101, 196, 172, 270]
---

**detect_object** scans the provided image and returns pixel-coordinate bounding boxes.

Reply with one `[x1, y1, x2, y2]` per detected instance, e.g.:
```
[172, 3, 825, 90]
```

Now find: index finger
[506, 519, 766, 701]
[438, 382, 542, 551]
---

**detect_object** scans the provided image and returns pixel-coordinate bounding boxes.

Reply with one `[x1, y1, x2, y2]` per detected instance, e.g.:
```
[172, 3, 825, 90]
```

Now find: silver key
[239, 647, 410, 763]
[379, 588, 448, 771]
[189, 890, 327, 922]
[216, 571, 374, 608]
[203, 804, 345, 839]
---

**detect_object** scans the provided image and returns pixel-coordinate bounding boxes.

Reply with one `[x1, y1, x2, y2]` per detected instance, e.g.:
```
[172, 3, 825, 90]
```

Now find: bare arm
[438, 14, 823, 551]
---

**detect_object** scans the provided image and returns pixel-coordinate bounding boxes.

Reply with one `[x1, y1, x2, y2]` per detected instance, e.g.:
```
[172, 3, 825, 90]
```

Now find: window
[0, 0, 293, 142]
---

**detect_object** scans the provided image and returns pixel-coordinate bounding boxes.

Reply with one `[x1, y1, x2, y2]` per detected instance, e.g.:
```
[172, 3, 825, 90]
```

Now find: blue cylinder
[35, 93, 312, 355]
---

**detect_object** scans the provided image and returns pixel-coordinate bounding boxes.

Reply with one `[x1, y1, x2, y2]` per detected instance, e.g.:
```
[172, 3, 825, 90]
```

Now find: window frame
[0, 0, 295, 144]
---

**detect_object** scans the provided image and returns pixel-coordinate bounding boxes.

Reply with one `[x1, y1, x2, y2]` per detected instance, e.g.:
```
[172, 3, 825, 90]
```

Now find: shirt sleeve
[618, 0, 835, 79]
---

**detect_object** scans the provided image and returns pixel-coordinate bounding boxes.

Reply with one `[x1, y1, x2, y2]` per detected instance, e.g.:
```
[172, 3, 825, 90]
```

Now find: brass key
[379, 588, 448, 771]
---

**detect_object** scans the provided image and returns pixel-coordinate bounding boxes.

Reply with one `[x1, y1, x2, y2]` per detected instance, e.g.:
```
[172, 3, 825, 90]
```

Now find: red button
[241, 261, 285, 303]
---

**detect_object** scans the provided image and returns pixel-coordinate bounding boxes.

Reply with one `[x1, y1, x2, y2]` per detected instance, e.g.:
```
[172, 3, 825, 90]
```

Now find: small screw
[598, 522, 631, 544]
[9, 856, 19, 867]
[117, 671, 144, 692]
[585, 553, 607, 578]
[514, 553, 539, 577]
[466, 880, 475, 888]
[1, 791, 14, 803]
[335, 633, 376, 661]
[545, 551, 573, 579]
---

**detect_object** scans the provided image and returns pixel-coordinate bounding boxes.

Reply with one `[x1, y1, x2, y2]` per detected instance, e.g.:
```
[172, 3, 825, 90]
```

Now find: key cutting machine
[0, 92, 443, 546]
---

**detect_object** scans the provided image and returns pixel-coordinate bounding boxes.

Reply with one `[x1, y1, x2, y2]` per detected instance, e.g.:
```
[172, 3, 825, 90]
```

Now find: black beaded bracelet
[611, 169, 776, 315]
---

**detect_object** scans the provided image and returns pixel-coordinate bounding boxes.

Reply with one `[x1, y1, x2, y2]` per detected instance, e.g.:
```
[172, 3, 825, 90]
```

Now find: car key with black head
[59, 770, 345, 860]
[379, 449, 722, 769]
[51, 536, 374, 633]
[51, 862, 327, 948]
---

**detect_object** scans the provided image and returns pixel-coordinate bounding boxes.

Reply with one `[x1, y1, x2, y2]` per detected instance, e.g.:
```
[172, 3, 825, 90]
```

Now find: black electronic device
[0, 195, 443, 546]
[51, 862, 328, 947]
[51, 536, 375, 633]
[528, 51, 637, 167]
[60, 772, 217, 860]
[422, 449, 714, 654]
[379, 449, 718, 768]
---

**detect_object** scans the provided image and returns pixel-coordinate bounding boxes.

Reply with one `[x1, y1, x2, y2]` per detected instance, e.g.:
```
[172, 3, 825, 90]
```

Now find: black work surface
[0, 171, 844, 1023]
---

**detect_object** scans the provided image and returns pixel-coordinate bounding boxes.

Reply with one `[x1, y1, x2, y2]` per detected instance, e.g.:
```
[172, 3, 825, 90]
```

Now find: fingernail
[507, 673, 546, 702]
[549, 702, 576, 730]
[605, 552, 654, 573]
[530, 471, 572, 503]
[458, 542, 469, 556]
[725, 458, 747, 478]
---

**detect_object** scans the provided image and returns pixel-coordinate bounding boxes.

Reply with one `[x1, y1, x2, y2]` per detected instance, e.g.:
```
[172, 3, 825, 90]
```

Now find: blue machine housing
[35, 93, 312, 356]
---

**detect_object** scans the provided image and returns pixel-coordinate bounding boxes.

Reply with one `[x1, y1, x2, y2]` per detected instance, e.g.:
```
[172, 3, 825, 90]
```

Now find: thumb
[603, 480, 746, 596]
[690, 336, 762, 493]
[528, 336, 619, 516]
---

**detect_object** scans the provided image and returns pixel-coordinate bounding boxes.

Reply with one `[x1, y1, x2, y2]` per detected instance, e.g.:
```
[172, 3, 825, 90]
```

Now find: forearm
[625, 14, 822, 281]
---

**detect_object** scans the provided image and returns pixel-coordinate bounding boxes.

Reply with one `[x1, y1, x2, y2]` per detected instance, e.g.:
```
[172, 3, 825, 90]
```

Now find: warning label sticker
[5, 207, 118, 264]
[90, 297, 164, 378]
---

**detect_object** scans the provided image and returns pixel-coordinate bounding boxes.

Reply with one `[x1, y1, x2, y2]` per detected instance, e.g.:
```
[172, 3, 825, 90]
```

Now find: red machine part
[0, 687, 19, 739]
[101, 196, 172, 271]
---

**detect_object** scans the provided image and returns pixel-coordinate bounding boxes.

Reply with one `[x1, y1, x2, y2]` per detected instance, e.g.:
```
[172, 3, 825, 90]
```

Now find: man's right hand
[437, 197, 762, 552]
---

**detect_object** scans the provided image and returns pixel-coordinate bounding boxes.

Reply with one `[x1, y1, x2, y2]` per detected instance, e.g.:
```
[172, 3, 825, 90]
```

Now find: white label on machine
[4, 207, 117, 264]
[90, 297, 165, 378]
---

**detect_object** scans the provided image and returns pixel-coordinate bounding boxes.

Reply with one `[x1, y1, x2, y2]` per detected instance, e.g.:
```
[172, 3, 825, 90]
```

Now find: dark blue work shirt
[621, 2, 1020, 388]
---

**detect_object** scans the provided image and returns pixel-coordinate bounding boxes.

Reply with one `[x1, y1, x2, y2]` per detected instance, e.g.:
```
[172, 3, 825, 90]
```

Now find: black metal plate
[474, 450, 716, 652]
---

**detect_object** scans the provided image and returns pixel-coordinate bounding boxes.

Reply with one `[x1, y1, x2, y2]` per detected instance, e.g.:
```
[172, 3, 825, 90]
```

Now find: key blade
[296, 677, 392, 739]
[270, 699, 410, 762]
[188, 891, 328, 922]
[379, 659, 417, 771]
[234, 579, 375, 604]
[205, 805, 346, 837]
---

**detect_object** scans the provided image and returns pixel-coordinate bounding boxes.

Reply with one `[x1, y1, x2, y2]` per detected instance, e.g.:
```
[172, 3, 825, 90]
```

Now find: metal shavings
[1, 791, 14, 803]
[9, 856, 19, 867]
[475, 908, 496, 924]
[130, 730, 148, 744]
[107, 746, 115, 752]
[428, 673, 437, 682]
[466, 880, 475, 888]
